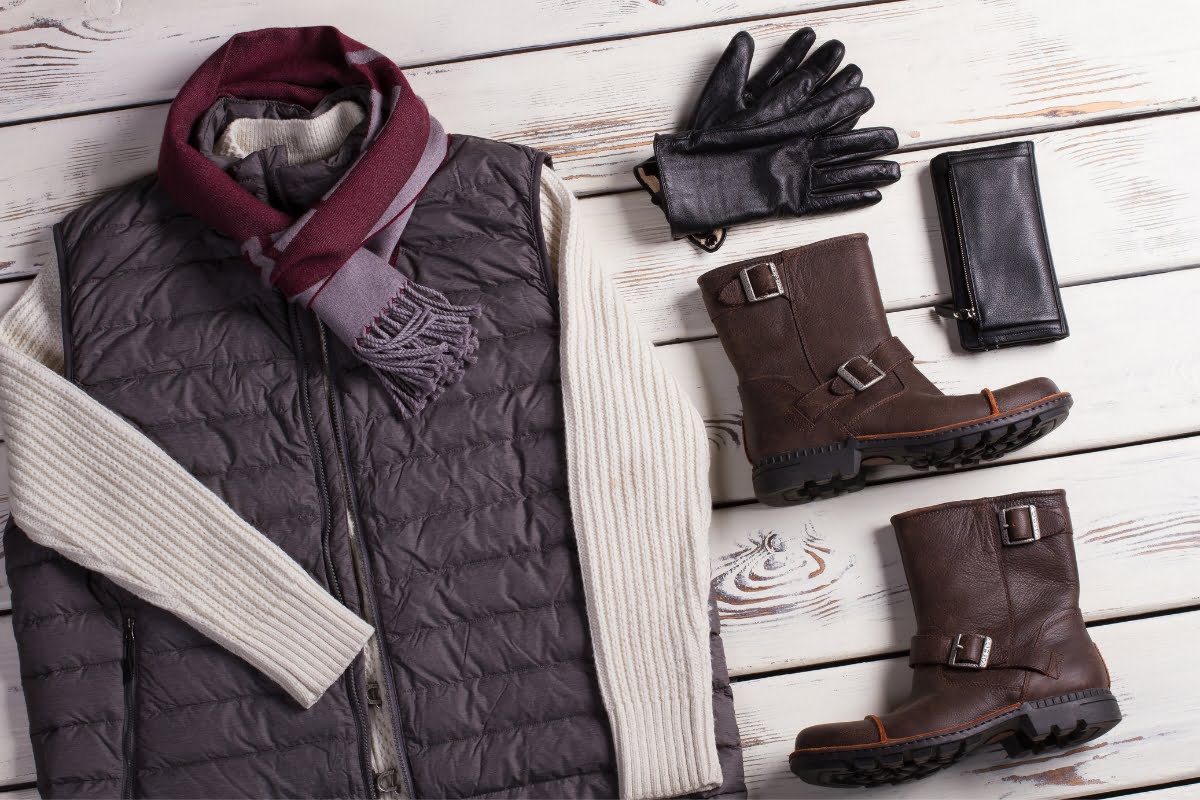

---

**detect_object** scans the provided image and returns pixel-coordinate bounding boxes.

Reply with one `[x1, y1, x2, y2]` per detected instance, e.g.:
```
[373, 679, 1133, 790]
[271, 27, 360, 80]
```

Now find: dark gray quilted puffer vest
[5, 133, 744, 799]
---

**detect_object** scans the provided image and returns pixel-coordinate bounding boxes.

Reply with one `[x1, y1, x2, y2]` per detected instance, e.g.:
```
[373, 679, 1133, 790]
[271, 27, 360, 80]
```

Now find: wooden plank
[735, 610, 1200, 798]
[657, 268, 1200, 503]
[2, 107, 1199, 334]
[713, 436, 1200, 676]
[595, 112, 1200, 343]
[0, 0, 868, 124]
[411, 0, 1200, 195]
[0, 0, 1198, 195]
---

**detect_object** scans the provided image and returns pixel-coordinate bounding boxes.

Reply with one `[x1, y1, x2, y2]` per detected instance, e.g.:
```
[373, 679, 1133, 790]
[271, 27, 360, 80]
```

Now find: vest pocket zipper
[121, 615, 138, 799]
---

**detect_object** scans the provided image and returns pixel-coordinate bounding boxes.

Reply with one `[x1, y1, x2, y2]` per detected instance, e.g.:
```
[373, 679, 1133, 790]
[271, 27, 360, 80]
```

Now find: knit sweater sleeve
[540, 169, 722, 799]
[0, 265, 373, 709]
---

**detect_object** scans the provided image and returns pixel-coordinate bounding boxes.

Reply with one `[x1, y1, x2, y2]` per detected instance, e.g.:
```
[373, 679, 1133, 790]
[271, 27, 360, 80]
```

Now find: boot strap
[995, 504, 1069, 546]
[715, 259, 786, 305]
[794, 337, 913, 422]
[909, 633, 1063, 677]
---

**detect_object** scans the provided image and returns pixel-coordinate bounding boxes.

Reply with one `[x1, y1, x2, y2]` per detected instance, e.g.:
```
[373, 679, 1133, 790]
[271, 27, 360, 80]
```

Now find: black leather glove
[650, 87, 900, 241]
[689, 28, 860, 129]
[634, 28, 900, 251]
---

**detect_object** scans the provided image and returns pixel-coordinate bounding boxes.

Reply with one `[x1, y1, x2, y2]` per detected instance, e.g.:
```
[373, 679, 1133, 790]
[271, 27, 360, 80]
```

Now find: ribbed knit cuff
[198, 558, 375, 709]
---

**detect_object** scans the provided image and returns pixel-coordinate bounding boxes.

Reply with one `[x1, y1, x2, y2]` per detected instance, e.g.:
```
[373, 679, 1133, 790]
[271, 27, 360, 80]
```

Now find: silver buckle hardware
[837, 355, 886, 391]
[947, 633, 992, 669]
[738, 261, 784, 303]
[998, 505, 1041, 546]
[366, 682, 383, 706]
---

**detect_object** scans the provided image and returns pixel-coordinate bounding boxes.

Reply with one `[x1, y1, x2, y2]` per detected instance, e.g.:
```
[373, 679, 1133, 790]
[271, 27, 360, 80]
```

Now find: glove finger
[808, 188, 884, 213]
[744, 27, 816, 103]
[692, 31, 756, 129]
[807, 64, 864, 107]
[813, 160, 902, 192]
[752, 39, 846, 120]
[812, 127, 900, 164]
[800, 85, 877, 136]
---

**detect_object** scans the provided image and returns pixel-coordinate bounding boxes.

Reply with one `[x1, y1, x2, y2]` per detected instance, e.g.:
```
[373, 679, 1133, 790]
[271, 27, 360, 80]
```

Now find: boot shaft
[890, 490, 1081, 633]
[890, 490, 1107, 697]
[697, 234, 892, 388]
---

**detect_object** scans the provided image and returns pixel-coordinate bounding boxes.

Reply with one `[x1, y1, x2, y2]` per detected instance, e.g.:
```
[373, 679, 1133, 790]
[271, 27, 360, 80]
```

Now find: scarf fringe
[354, 282, 480, 418]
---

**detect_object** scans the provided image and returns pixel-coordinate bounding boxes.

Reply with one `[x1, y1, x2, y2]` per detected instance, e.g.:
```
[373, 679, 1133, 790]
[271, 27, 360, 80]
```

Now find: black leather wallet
[930, 141, 1068, 351]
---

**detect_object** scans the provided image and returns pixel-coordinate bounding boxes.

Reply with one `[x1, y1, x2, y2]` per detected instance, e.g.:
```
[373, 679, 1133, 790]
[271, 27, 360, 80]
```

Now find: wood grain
[656, 268, 1200, 503]
[712, 436, 1200, 676]
[408, 0, 1200, 195]
[735, 610, 1200, 798]
[1, 0, 1199, 196]
[0, 0, 871, 124]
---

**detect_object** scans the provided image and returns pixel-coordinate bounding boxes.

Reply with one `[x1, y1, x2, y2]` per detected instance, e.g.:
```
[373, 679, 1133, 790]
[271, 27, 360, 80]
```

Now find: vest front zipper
[316, 322, 414, 799]
[121, 615, 138, 800]
[946, 173, 979, 322]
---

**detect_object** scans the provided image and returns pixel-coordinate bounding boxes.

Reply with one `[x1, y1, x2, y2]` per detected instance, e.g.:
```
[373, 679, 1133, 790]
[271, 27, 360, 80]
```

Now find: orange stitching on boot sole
[789, 703, 1022, 754]
[983, 387, 1000, 415]
[868, 714, 887, 742]
[854, 392, 1070, 441]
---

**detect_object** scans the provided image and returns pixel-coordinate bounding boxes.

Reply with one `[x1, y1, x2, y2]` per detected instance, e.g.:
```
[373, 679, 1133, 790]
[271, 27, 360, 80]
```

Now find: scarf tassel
[354, 282, 481, 418]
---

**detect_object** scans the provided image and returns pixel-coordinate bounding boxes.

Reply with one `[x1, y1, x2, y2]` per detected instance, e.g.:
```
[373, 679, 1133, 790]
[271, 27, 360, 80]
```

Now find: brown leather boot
[788, 490, 1121, 787]
[697, 234, 1072, 505]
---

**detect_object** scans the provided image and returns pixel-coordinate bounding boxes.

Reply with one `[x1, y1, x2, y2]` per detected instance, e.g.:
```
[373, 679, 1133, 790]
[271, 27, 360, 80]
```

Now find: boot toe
[793, 718, 881, 751]
[991, 377, 1064, 413]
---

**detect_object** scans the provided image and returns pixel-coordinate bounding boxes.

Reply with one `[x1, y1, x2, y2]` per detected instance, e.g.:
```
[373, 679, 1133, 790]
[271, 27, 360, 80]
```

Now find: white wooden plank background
[0, 1, 1197, 798]
[2, 0, 1199, 195]
[0, 0, 868, 123]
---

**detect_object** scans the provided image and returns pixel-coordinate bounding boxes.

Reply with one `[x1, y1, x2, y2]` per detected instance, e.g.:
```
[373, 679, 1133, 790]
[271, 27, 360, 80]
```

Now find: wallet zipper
[946, 173, 978, 322]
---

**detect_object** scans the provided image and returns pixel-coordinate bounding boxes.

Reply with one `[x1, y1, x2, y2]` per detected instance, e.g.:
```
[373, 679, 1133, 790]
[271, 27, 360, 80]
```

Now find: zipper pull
[937, 302, 977, 321]
[375, 768, 399, 794]
[366, 682, 382, 707]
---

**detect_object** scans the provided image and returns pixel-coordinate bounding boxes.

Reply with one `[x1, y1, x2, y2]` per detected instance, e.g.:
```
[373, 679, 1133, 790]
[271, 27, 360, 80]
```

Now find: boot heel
[752, 439, 863, 506]
[1004, 688, 1123, 757]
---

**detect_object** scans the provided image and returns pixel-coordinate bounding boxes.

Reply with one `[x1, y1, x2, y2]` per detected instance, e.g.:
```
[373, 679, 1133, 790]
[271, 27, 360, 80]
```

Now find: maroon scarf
[158, 26, 477, 418]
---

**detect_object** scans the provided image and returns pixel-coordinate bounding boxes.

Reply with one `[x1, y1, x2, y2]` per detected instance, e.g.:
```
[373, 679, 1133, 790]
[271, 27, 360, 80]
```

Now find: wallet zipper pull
[935, 302, 977, 321]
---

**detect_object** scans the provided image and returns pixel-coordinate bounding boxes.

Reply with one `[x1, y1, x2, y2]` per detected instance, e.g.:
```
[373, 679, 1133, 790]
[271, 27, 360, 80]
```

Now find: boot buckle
[837, 355, 886, 391]
[948, 633, 992, 669]
[998, 505, 1041, 546]
[738, 261, 784, 303]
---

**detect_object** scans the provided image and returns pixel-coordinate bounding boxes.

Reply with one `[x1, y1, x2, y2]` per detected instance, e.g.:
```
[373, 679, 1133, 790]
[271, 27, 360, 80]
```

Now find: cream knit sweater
[0, 169, 720, 799]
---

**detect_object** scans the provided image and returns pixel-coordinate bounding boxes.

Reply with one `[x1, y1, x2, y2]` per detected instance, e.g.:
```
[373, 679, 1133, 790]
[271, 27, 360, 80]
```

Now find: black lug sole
[753, 394, 1072, 506]
[789, 688, 1122, 788]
